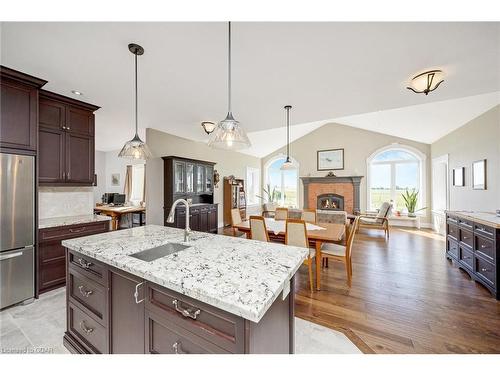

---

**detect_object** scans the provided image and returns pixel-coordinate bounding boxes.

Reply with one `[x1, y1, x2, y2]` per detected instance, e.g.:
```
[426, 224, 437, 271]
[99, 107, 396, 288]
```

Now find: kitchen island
[61, 225, 308, 354]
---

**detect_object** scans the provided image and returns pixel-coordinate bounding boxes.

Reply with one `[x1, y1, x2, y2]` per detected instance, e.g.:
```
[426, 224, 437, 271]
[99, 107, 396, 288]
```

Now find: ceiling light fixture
[71, 90, 83, 96]
[406, 70, 444, 95]
[280, 105, 296, 171]
[208, 22, 251, 151]
[201, 121, 216, 135]
[118, 43, 152, 160]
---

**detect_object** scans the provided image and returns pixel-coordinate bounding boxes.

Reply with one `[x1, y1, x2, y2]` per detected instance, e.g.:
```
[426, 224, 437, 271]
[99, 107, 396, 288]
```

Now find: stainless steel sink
[129, 243, 191, 262]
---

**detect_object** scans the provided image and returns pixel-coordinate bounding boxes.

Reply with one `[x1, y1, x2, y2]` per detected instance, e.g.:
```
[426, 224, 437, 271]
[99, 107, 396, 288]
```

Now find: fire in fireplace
[317, 193, 344, 211]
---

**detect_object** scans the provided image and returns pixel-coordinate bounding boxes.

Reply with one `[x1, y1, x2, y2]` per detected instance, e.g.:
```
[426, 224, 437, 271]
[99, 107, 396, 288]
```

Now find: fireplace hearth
[317, 193, 344, 211]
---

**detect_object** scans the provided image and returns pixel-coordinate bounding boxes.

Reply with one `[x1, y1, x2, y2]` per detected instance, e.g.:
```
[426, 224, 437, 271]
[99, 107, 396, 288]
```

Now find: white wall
[431, 105, 500, 212]
[145, 128, 261, 226]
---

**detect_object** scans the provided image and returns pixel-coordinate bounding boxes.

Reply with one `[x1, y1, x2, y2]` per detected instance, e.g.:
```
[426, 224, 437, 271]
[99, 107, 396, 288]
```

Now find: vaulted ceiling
[1, 22, 499, 157]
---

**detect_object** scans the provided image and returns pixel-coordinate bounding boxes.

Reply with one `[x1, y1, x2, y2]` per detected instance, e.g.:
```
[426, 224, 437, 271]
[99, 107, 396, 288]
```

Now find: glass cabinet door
[186, 163, 194, 193]
[196, 165, 204, 193]
[174, 161, 185, 193]
[205, 166, 213, 192]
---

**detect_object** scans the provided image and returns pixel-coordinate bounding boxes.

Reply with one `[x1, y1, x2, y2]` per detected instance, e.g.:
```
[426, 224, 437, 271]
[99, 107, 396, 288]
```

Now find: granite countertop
[446, 211, 500, 228]
[39, 214, 112, 229]
[62, 225, 308, 323]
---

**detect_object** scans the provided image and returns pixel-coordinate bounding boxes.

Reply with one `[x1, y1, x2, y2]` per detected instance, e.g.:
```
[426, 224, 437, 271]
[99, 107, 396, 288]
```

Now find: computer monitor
[113, 194, 126, 206]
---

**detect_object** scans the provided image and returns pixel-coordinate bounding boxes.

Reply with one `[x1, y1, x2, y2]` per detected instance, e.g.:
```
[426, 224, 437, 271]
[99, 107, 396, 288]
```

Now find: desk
[233, 219, 345, 290]
[94, 206, 146, 231]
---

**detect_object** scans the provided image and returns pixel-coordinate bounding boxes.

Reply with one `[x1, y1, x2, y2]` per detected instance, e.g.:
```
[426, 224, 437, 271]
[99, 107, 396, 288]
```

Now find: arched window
[264, 155, 299, 208]
[367, 145, 426, 212]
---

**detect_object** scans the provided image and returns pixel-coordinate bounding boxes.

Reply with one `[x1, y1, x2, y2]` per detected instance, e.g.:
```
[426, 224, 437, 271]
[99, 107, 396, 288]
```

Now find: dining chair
[320, 216, 360, 286]
[230, 208, 245, 237]
[275, 207, 289, 221]
[285, 219, 315, 292]
[301, 208, 317, 224]
[249, 216, 270, 242]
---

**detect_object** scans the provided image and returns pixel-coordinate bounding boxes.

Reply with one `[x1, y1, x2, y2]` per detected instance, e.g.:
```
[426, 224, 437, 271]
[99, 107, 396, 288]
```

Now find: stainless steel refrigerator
[0, 152, 35, 309]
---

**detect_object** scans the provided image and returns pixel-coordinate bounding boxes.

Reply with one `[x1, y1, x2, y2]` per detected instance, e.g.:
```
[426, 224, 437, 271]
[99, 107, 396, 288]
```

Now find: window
[130, 164, 145, 204]
[264, 156, 299, 208]
[367, 145, 426, 212]
[246, 167, 261, 206]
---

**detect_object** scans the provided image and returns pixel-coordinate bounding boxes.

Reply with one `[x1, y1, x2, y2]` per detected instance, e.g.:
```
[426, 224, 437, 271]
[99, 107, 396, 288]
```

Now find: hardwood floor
[221, 226, 500, 353]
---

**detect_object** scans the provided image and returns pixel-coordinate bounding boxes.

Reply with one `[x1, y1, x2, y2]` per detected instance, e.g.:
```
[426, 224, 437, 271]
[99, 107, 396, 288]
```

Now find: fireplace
[317, 193, 344, 211]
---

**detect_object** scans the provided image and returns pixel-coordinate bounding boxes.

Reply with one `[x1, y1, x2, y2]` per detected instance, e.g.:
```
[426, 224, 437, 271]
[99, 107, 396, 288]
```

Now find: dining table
[94, 205, 146, 231]
[233, 218, 345, 290]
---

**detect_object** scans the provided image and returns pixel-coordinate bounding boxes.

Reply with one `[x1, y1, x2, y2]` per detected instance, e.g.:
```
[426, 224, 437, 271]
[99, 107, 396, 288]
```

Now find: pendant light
[281, 105, 296, 170]
[208, 22, 251, 150]
[118, 43, 153, 160]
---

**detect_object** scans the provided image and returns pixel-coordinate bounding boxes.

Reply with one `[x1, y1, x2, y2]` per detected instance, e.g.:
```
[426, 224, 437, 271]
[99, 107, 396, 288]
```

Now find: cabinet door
[205, 166, 213, 192]
[190, 210, 200, 231]
[195, 165, 204, 193]
[208, 207, 218, 233]
[110, 269, 145, 354]
[186, 163, 195, 194]
[199, 209, 208, 232]
[66, 133, 94, 185]
[0, 79, 38, 151]
[174, 161, 186, 193]
[39, 127, 65, 183]
[39, 98, 66, 130]
[66, 106, 94, 136]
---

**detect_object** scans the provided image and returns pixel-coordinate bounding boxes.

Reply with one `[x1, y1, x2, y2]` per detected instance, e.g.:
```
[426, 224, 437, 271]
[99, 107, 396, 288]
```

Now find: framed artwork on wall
[472, 159, 487, 190]
[452, 167, 465, 187]
[317, 148, 344, 171]
[111, 173, 120, 186]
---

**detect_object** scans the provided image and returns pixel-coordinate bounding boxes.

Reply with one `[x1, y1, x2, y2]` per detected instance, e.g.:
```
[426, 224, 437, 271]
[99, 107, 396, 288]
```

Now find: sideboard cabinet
[446, 212, 499, 299]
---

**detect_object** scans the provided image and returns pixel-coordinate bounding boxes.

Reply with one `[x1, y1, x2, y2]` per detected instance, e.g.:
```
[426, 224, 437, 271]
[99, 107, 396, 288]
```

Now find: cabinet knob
[481, 268, 490, 272]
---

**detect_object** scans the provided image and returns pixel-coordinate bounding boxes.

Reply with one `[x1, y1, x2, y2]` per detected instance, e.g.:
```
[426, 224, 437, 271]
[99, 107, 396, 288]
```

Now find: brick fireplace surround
[300, 176, 364, 214]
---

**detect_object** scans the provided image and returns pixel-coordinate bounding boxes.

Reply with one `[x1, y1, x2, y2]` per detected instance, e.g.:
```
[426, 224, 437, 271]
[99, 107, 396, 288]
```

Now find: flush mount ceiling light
[208, 22, 251, 151]
[118, 43, 152, 160]
[71, 90, 83, 96]
[280, 105, 296, 171]
[201, 121, 216, 135]
[406, 70, 444, 95]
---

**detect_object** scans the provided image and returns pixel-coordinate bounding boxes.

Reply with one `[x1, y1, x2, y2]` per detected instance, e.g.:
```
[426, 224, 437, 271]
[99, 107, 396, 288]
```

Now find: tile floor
[0, 287, 361, 354]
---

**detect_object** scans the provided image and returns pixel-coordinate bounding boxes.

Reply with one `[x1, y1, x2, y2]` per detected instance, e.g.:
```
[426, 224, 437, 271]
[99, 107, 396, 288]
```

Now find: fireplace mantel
[300, 175, 364, 213]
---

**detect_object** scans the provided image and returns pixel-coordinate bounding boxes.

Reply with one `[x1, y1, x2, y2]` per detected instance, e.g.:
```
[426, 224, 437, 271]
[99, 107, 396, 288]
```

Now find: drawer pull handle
[78, 285, 93, 298]
[69, 227, 86, 233]
[172, 341, 188, 354]
[476, 228, 491, 236]
[78, 258, 93, 269]
[462, 236, 468, 240]
[172, 299, 201, 320]
[481, 244, 487, 249]
[481, 268, 490, 272]
[79, 321, 94, 335]
[134, 282, 145, 304]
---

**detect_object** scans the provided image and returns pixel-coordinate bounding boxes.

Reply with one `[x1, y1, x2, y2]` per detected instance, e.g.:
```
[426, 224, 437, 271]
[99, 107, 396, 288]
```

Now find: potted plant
[401, 189, 426, 217]
[257, 184, 281, 211]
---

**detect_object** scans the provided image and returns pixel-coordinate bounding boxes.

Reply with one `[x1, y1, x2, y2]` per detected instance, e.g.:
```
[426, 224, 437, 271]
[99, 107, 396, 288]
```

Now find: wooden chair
[275, 207, 289, 221]
[358, 201, 392, 238]
[320, 216, 360, 286]
[249, 216, 270, 242]
[230, 208, 245, 237]
[285, 219, 315, 292]
[301, 208, 316, 224]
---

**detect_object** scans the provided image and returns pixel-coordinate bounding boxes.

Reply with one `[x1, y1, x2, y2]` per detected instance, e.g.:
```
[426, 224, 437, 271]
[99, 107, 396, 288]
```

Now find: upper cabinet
[38, 91, 99, 186]
[0, 66, 47, 152]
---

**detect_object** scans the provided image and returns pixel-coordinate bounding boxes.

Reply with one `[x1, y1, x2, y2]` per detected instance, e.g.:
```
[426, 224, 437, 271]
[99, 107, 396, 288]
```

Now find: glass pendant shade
[118, 134, 152, 160]
[280, 157, 295, 170]
[208, 112, 251, 150]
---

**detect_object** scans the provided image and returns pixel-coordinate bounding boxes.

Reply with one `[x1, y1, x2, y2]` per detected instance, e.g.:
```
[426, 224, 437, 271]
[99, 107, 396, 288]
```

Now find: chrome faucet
[166, 198, 191, 242]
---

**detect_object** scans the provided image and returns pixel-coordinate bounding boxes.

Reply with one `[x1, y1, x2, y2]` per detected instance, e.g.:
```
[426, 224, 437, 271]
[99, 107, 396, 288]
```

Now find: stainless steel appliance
[0, 153, 35, 309]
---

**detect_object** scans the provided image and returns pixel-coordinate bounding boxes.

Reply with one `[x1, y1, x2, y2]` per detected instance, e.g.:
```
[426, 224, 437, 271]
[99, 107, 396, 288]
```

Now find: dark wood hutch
[162, 156, 218, 233]
[223, 176, 246, 226]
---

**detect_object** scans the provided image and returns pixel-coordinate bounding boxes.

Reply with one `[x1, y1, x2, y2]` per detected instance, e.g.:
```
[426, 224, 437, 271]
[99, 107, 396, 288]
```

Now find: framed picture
[111, 173, 120, 186]
[472, 159, 487, 190]
[452, 167, 465, 187]
[317, 148, 344, 171]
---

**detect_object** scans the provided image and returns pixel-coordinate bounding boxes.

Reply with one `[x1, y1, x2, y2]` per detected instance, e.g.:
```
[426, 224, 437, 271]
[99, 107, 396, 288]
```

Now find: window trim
[366, 143, 427, 214]
[263, 153, 300, 208]
[245, 166, 261, 207]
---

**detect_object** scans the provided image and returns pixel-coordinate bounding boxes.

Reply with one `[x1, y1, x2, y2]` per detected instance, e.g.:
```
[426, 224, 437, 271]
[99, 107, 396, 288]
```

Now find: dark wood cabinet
[163, 156, 218, 233]
[38, 91, 99, 186]
[446, 212, 500, 299]
[0, 66, 47, 152]
[38, 221, 109, 294]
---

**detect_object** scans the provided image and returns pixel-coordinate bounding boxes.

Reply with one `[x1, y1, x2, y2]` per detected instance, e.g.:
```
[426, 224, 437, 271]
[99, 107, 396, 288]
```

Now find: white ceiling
[1, 22, 499, 156]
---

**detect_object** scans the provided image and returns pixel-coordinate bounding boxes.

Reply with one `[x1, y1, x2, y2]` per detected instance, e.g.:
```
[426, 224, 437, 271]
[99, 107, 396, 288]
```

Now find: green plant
[401, 189, 426, 215]
[256, 184, 281, 203]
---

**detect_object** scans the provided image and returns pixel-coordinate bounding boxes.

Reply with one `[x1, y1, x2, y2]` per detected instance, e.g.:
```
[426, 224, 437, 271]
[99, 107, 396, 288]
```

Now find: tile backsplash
[39, 187, 94, 219]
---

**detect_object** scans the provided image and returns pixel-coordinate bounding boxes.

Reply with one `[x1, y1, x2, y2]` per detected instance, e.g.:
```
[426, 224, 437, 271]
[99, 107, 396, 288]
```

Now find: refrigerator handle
[0, 252, 24, 261]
